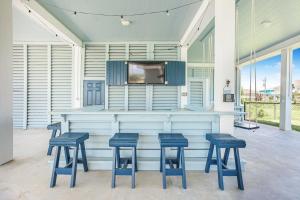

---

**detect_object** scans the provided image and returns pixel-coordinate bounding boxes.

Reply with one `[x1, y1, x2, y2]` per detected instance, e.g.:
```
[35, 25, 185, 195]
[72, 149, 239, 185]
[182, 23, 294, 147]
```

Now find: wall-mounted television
[128, 61, 165, 84]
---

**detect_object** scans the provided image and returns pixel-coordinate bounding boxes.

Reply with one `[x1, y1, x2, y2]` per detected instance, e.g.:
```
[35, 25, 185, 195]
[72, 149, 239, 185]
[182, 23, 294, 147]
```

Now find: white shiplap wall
[188, 66, 214, 103]
[51, 45, 73, 123]
[12, 44, 73, 128]
[27, 45, 48, 128]
[84, 42, 180, 111]
[189, 81, 204, 107]
[128, 85, 146, 110]
[12, 45, 25, 128]
[129, 44, 147, 60]
[152, 86, 178, 110]
[108, 86, 125, 110]
[84, 44, 106, 78]
[154, 44, 179, 60]
[12, 42, 181, 128]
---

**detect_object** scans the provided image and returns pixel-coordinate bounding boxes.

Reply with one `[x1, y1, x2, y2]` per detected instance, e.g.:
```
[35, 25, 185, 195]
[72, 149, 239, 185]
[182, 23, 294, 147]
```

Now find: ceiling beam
[238, 33, 300, 67]
[20, 0, 82, 47]
[180, 0, 214, 47]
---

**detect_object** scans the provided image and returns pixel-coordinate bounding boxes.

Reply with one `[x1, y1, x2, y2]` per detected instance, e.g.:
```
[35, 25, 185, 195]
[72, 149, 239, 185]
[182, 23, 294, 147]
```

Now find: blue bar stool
[158, 133, 188, 189]
[205, 133, 246, 190]
[47, 122, 61, 156]
[205, 133, 232, 173]
[49, 132, 89, 188]
[109, 133, 139, 189]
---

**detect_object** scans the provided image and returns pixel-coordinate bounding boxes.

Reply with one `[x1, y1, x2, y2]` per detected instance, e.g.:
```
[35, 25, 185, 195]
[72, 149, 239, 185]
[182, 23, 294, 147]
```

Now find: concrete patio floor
[0, 125, 300, 200]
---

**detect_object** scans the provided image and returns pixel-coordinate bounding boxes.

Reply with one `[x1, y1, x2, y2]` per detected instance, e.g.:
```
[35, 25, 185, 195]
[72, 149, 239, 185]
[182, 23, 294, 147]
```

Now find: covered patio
[1, 0, 300, 199]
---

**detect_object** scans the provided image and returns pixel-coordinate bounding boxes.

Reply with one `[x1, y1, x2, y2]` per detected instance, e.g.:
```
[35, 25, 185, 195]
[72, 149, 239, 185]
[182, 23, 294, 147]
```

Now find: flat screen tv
[128, 61, 165, 84]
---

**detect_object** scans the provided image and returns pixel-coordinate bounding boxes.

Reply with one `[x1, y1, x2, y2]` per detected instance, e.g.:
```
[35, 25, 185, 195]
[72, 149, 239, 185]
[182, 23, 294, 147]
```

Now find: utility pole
[262, 77, 267, 101]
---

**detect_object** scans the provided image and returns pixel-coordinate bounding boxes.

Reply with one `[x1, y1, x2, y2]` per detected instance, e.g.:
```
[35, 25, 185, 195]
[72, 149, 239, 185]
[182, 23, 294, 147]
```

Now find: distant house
[293, 80, 300, 103]
[293, 80, 300, 93]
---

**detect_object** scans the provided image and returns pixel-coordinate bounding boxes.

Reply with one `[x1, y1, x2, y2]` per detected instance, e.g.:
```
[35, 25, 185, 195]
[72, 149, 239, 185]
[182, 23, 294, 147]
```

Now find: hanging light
[260, 20, 272, 28]
[120, 15, 131, 26]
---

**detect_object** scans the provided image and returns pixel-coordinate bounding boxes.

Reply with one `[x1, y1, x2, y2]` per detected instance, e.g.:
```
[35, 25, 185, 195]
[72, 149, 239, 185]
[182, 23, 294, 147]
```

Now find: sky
[241, 48, 300, 91]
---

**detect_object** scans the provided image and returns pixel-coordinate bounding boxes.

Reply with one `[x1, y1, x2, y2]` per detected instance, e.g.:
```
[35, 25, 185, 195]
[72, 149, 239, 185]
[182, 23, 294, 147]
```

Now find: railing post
[274, 103, 276, 120]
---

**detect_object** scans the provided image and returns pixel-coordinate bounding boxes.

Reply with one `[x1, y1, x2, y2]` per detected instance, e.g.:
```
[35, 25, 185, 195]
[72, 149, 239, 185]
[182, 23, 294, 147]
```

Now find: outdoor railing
[243, 101, 300, 131]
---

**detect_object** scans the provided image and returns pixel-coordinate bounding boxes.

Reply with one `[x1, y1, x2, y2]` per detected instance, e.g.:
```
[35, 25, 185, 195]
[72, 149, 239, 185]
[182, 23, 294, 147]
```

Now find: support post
[213, 0, 236, 134]
[280, 48, 292, 131]
[72, 46, 83, 108]
[180, 46, 188, 108]
[0, 0, 13, 165]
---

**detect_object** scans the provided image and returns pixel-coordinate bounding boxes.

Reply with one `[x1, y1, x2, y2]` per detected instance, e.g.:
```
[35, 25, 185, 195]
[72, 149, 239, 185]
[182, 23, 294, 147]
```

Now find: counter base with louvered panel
[52, 110, 239, 170]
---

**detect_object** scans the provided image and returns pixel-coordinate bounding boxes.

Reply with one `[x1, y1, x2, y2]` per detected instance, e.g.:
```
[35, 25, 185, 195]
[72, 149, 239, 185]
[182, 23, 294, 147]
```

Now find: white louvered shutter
[12, 45, 25, 128]
[154, 44, 178, 60]
[108, 86, 125, 110]
[51, 45, 72, 123]
[188, 67, 214, 102]
[128, 85, 146, 110]
[27, 45, 48, 128]
[109, 44, 126, 60]
[190, 81, 204, 108]
[107, 44, 126, 110]
[84, 44, 106, 78]
[152, 86, 178, 110]
[129, 44, 147, 60]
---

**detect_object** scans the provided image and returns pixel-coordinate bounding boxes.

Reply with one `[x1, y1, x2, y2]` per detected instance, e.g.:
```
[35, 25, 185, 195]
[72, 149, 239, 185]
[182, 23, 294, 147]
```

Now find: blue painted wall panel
[106, 61, 127, 85]
[165, 61, 185, 86]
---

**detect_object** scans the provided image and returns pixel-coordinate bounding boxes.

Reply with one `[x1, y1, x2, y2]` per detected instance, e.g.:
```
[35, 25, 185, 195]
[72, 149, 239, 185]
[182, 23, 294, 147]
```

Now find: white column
[235, 67, 241, 106]
[280, 48, 292, 131]
[214, 0, 236, 134]
[72, 45, 83, 108]
[180, 46, 188, 108]
[0, 0, 13, 165]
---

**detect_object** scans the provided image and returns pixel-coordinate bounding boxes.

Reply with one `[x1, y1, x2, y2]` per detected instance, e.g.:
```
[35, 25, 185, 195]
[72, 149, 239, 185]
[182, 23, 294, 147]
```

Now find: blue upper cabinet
[165, 61, 186, 86]
[106, 61, 128, 85]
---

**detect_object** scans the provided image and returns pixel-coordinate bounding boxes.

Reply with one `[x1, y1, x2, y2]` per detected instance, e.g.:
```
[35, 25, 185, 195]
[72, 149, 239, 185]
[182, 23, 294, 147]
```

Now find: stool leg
[162, 147, 167, 189]
[223, 148, 230, 167]
[176, 147, 180, 168]
[80, 142, 88, 172]
[234, 148, 244, 190]
[111, 147, 116, 188]
[181, 147, 187, 189]
[131, 147, 136, 189]
[216, 147, 224, 190]
[205, 143, 214, 173]
[47, 130, 57, 156]
[160, 148, 162, 172]
[64, 146, 70, 165]
[116, 147, 121, 168]
[70, 146, 79, 188]
[50, 146, 61, 187]
[134, 147, 138, 172]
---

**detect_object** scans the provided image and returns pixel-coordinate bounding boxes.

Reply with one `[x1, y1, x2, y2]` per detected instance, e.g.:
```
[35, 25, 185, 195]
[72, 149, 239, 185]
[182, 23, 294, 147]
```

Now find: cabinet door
[106, 61, 128, 85]
[83, 81, 105, 106]
[165, 61, 185, 86]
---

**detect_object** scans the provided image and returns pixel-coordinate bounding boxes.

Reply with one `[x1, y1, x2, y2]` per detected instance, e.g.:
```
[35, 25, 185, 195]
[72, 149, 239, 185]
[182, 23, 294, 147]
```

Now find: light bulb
[120, 16, 131, 26]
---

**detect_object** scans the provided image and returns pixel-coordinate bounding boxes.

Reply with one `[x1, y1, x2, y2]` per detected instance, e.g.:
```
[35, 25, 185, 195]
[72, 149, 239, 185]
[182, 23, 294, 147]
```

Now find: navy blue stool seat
[205, 133, 246, 190]
[47, 122, 61, 156]
[109, 133, 139, 189]
[49, 132, 89, 188]
[205, 133, 232, 142]
[158, 133, 188, 189]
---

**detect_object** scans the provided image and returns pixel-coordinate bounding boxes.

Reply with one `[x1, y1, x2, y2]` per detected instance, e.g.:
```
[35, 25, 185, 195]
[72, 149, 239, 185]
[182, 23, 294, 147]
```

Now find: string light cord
[36, 0, 202, 17]
[186, 1, 211, 48]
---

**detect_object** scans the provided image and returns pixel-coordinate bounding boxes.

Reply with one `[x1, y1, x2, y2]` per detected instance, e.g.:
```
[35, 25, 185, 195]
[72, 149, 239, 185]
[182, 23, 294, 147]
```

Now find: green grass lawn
[243, 102, 300, 131]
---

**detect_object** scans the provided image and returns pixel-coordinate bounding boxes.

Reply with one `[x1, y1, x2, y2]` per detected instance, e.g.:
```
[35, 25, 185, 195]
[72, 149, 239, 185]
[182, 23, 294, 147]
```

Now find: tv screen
[128, 61, 165, 84]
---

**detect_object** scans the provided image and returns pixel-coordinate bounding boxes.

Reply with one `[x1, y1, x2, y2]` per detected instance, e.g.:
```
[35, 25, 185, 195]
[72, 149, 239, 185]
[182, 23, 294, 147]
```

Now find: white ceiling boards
[37, 0, 203, 42]
[237, 0, 300, 59]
